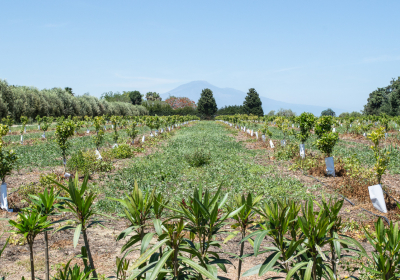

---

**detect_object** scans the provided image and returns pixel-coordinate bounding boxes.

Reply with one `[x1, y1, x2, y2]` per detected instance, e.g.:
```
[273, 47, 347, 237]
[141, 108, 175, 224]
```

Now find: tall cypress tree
[243, 88, 263, 116]
[197, 88, 217, 119]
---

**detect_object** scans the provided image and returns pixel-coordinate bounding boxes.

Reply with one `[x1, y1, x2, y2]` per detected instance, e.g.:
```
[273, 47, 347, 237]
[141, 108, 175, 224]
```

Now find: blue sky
[1, 1, 399, 112]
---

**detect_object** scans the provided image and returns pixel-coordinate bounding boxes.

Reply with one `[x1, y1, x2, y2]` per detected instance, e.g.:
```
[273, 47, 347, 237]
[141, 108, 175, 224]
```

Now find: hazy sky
[1, 1, 400, 112]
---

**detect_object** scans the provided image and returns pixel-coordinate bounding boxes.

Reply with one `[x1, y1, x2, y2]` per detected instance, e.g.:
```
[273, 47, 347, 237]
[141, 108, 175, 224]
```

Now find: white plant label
[142, 135, 145, 142]
[363, 133, 366, 137]
[262, 135, 266, 142]
[325, 157, 335, 177]
[0, 182, 8, 211]
[251, 130, 253, 136]
[332, 128, 336, 132]
[38, 125, 40, 130]
[112, 125, 114, 129]
[20, 135, 23, 143]
[95, 149, 102, 160]
[368, 184, 387, 213]
[42, 133, 46, 138]
[255, 132, 258, 139]
[299, 144, 305, 159]
[87, 129, 90, 134]
[269, 139, 274, 148]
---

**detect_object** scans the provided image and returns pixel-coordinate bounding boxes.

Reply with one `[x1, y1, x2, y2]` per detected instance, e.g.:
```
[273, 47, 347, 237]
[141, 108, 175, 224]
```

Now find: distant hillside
[161, 81, 345, 116]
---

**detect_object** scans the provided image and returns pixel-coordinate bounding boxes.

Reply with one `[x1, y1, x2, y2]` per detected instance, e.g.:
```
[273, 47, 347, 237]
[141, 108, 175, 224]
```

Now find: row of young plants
[218, 114, 394, 216]
[3, 175, 400, 280]
[0, 115, 199, 212]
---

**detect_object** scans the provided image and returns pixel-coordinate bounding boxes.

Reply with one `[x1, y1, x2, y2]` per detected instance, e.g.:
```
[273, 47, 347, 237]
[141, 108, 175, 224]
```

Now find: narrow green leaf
[73, 224, 82, 248]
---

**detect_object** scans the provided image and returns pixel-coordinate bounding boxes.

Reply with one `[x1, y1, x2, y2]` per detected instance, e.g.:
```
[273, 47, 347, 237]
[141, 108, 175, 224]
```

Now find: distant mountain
[161, 81, 345, 116]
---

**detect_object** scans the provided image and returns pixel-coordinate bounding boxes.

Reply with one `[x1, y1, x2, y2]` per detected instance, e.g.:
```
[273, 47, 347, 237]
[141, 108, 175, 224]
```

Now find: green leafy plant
[315, 116, 333, 138]
[55, 120, 76, 172]
[93, 116, 105, 151]
[20, 116, 29, 135]
[67, 150, 113, 175]
[9, 209, 51, 280]
[184, 149, 211, 167]
[110, 115, 121, 144]
[52, 174, 110, 279]
[29, 187, 60, 280]
[367, 127, 390, 184]
[111, 144, 133, 159]
[127, 120, 139, 144]
[296, 112, 316, 144]
[352, 218, 400, 279]
[225, 193, 262, 280]
[314, 132, 339, 157]
[0, 146, 17, 183]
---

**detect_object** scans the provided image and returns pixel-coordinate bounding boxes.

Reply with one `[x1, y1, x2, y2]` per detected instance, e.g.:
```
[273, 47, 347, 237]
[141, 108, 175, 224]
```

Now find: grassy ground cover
[96, 121, 315, 213]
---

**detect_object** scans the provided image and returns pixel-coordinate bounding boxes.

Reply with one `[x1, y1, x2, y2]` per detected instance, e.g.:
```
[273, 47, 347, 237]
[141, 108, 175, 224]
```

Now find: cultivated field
[1, 119, 400, 280]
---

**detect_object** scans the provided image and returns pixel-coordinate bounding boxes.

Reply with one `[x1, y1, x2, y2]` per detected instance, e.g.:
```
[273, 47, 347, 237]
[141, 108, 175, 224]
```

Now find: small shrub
[274, 141, 298, 160]
[67, 150, 113, 174]
[184, 149, 211, 167]
[111, 144, 133, 159]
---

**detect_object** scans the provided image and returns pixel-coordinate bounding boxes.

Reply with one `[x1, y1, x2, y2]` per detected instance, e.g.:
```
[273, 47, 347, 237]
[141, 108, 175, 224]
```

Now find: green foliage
[52, 174, 110, 279]
[197, 88, 217, 119]
[184, 149, 211, 167]
[20, 116, 29, 135]
[67, 150, 113, 174]
[243, 88, 263, 116]
[111, 144, 133, 159]
[367, 127, 390, 184]
[54, 120, 76, 166]
[9, 209, 51, 280]
[321, 108, 336, 117]
[352, 218, 400, 279]
[314, 131, 339, 157]
[296, 112, 315, 143]
[127, 121, 139, 142]
[0, 147, 17, 182]
[127, 90, 142, 105]
[314, 116, 333, 138]
[92, 116, 105, 150]
[364, 77, 400, 116]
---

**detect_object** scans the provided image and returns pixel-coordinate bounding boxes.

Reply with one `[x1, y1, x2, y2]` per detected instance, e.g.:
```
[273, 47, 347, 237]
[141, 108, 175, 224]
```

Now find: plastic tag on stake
[269, 139, 274, 148]
[368, 184, 388, 213]
[325, 157, 335, 177]
[299, 144, 305, 159]
[0, 182, 8, 211]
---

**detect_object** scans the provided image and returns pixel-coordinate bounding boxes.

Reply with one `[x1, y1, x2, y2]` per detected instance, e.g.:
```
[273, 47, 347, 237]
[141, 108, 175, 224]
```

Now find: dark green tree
[321, 108, 336, 117]
[363, 77, 400, 116]
[64, 87, 74, 96]
[197, 88, 217, 119]
[127, 90, 143, 105]
[243, 88, 263, 116]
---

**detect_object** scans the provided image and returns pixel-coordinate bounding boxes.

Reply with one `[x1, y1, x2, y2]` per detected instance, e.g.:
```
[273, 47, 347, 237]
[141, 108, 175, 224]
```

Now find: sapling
[55, 120, 76, 172]
[0, 127, 17, 211]
[8, 209, 51, 280]
[84, 116, 92, 133]
[20, 116, 29, 144]
[127, 120, 139, 144]
[314, 116, 338, 176]
[93, 116, 105, 151]
[110, 115, 121, 144]
[41, 116, 53, 139]
[225, 193, 262, 280]
[1, 116, 13, 133]
[367, 127, 390, 185]
[52, 174, 111, 279]
[35, 115, 42, 130]
[296, 112, 315, 158]
[29, 188, 61, 280]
